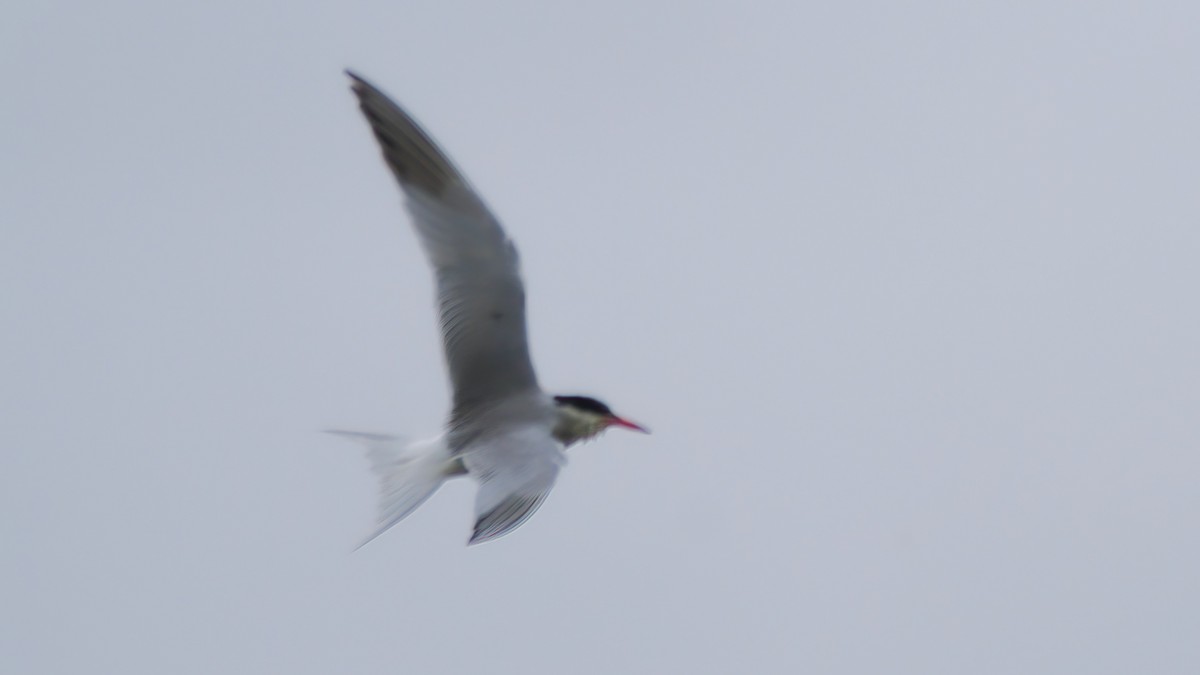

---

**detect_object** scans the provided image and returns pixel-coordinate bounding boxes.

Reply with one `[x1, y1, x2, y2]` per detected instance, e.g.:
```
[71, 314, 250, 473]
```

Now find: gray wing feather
[347, 72, 540, 416]
[470, 493, 548, 545]
[463, 427, 565, 545]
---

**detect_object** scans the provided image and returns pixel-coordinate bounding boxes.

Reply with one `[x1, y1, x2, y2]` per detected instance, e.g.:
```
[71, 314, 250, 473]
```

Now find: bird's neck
[552, 407, 606, 447]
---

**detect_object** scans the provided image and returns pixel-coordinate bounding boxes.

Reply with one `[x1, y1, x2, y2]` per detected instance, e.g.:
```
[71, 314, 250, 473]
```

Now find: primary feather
[348, 72, 540, 421]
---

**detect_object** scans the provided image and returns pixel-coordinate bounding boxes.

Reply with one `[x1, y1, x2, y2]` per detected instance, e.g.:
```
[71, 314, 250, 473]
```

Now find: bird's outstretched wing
[462, 426, 566, 544]
[347, 71, 540, 418]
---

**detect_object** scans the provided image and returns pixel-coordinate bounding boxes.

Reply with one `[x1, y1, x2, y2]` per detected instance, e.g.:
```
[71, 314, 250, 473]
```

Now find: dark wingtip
[345, 69, 372, 95]
[467, 519, 491, 546]
[467, 523, 491, 546]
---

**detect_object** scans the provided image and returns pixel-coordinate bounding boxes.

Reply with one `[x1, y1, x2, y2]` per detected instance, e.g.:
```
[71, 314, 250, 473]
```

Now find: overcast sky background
[4, 2, 1199, 673]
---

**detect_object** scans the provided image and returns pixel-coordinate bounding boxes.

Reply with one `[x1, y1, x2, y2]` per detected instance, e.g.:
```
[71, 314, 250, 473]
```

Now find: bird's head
[552, 395, 649, 446]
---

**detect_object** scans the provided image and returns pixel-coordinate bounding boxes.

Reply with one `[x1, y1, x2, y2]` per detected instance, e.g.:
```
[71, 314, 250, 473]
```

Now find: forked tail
[326, 430, 453, 548]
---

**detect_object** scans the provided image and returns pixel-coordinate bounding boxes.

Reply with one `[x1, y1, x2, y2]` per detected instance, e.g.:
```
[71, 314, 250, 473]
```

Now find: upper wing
[347, 71, 540, 415]
[462, 427, 566, 545]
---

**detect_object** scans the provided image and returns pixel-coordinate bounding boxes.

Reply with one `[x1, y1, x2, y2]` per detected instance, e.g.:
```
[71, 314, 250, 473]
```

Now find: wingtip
[466, 532, 493, 546]
[344, 69, 372, 94]
[322, 428, 363, 440]
[467, 523, 496, 546]
[353, 529, 386, 552]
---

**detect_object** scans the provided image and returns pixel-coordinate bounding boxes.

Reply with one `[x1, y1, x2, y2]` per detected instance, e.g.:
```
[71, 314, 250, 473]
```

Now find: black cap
[553, 395, 613, 416]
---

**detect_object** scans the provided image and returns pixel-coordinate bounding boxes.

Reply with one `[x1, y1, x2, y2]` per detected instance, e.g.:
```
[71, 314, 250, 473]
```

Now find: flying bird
[332, 71, 649, 546]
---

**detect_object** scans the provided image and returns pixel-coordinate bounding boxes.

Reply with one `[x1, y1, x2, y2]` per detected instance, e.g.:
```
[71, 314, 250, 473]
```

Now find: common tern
[332, 72, 649, 546]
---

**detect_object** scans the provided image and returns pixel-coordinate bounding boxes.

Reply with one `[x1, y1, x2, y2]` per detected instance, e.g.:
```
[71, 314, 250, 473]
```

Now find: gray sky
[4, 1, 1198, 673]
